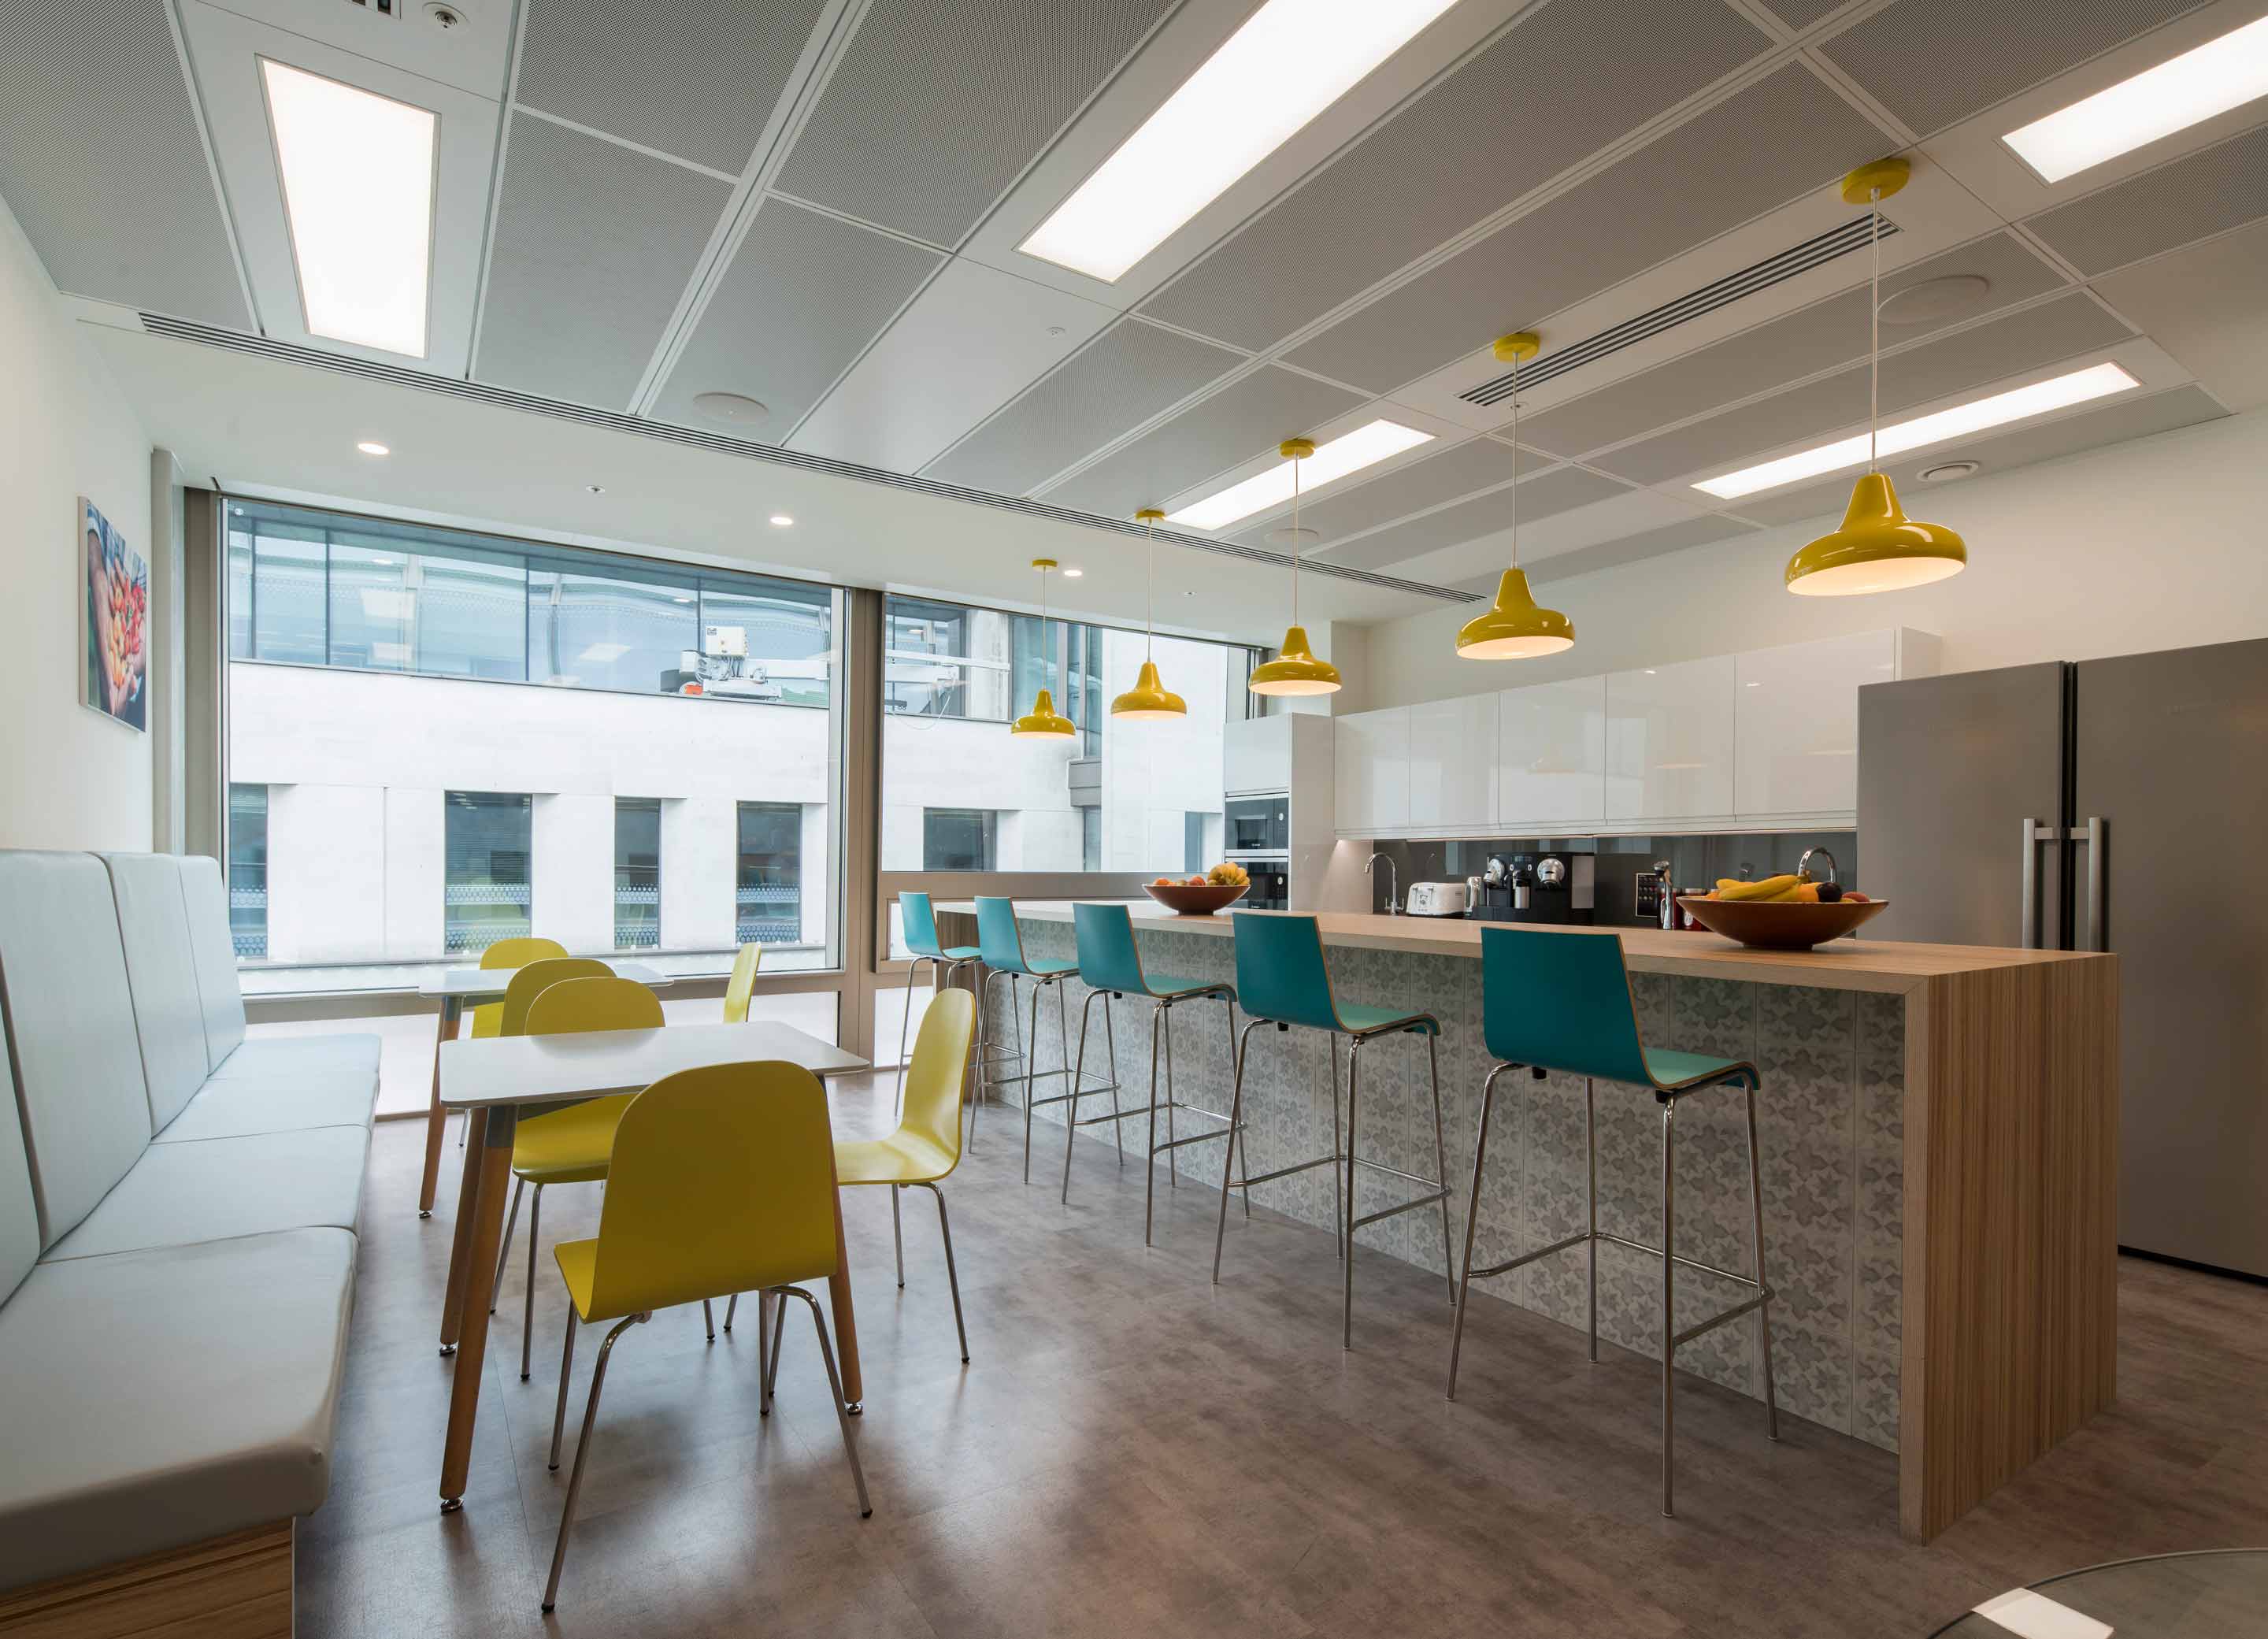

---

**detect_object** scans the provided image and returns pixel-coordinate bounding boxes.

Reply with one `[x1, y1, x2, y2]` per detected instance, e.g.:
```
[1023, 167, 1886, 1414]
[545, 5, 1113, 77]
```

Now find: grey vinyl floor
[303, 1082, 2268, 1637]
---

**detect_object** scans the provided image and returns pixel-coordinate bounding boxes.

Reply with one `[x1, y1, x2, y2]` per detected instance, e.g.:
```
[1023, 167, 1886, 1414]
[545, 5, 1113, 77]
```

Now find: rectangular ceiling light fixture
[1168, 418, 1434, 530]
[1019, 0, 1459, 282]
[1692, 362, 2140, 499]
[262, 58, 437, 358]
[2002, 14, 2268, 184]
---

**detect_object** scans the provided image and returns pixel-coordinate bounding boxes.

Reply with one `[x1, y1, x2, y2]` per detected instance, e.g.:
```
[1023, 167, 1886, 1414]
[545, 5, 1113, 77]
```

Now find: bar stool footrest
[1351, 1188, 1448, 1231]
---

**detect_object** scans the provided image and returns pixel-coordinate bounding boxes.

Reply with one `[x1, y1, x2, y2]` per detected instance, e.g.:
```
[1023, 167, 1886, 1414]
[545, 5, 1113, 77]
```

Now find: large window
[444, 792, 532, 954]
[228, 784, 268, 959]
[736, 803, 802, 945]
[613, 798, 660, 950]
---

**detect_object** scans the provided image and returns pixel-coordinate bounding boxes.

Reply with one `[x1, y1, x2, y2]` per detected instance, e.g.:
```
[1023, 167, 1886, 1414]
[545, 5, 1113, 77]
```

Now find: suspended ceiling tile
[1237, 436, 1523, 546]
[1044, 367, 1361, 521]
[1323, 466, 1632, 571]
[513, 0, 827, 173]
[0, 0, 248, 328]
[2025, 121, 2268, 276]
[476, 112, 732, 410]
[1518, 232, 2066, 458]
[1814, 0, 2203, 139]
[1592, 290, 2133, 486]
[1755, 0, 1852, 28]
[1729, 383, 2227, 525]
[1522, 513, 1761, 586]
[922, 318, 1243, 496]
[2094, 217, 2268, 411]
[773, 0, 1174, 249]
[1284, 65, 1889, 395]
[1138, 0, 1770, 352]
[654, 198, 943, 442]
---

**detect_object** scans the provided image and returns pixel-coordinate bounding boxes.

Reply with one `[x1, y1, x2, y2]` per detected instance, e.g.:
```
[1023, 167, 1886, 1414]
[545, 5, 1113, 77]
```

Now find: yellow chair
[455, 937, 569, 1147]
[487, 965, 650, 1380]
[722, 940, 762, 1023]
[540, 1061, 870, 1612]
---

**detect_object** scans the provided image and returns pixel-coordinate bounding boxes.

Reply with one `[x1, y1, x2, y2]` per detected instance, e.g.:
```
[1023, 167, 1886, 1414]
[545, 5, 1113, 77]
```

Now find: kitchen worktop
[935, 899, 2107, 992]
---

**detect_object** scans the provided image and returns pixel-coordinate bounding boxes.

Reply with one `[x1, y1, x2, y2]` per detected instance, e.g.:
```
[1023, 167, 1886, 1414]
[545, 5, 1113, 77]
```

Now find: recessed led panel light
[262, 58, 436, 358]
[2003, 14, 2268, 184]
[1692, 363, 2139, 499]
[1169, 419, 1434, 530]
[1018, 0, 1459, 282]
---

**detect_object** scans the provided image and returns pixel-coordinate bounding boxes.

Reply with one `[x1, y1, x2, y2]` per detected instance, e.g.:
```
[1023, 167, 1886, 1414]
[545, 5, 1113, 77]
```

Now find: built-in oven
[1224, 793, 1289, 855]
[1228, 853, 1289, 910]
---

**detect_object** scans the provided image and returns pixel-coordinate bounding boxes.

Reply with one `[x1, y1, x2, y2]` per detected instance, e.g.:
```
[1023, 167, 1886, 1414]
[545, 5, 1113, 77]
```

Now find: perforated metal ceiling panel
[514, 0, 827, 174]
[654, 199, 942, 439]
[476, 113, 732, 410]
[1816, 0, 2203, 138]
[1043, 366, 1360, 521]
[1285, 66, 1890, 394]
[2025, 121, 2268, 276]
[922, 318, 1241, 496]
[1593, 291, 2133, 485]
[1324, 465, 1632, 571]
[773, 0, 1174, 248]
[0, 0, 247, 328]
[1756, 0, 1851, 29]
[1729, 384, 2225, 525]
[1518, 232, 2064, 458]
[1521, 512, 1758, 586]
[1139, 0, 1770, 352]
[1237, 436, 1523, 546]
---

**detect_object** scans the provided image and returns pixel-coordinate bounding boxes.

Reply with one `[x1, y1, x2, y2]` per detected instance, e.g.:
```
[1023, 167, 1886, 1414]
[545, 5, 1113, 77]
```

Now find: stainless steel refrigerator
[1859, 637, 2268, 1278]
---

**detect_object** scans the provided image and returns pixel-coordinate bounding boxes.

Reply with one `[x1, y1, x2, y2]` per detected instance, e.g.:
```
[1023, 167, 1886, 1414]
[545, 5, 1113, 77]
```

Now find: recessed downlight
[693, 392, 771, 428]
[768, 514, 794, 528]
[1062, 567, 1084, 577]
[1918, 460, 1980, 484]
[356, 440, 390, 456]
[586, 484, 606, 495]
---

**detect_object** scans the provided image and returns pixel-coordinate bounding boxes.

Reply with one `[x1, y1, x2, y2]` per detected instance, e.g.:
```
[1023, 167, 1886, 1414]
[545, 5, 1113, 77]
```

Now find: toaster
[1404, 881, 1469, 918]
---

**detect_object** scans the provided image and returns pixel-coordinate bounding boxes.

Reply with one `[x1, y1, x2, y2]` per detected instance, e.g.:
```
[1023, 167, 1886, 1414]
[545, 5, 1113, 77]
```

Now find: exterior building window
[613, 798, 661, 949]
[444, 792, 532, 954]
[924, 808, 995, 871]
[736, 802, 802, 944]
[1185, 810, 1206, 874]
[1082, 807, 1102, 871]
[228, 784, 268, 959]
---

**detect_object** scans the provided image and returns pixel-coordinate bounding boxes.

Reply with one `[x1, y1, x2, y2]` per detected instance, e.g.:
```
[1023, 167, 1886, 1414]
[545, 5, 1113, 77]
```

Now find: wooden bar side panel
[0, 1520, 292, 1638]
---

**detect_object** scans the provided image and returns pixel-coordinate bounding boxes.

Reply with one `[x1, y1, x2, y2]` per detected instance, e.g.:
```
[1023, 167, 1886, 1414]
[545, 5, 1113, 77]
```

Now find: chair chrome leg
[1102, 992, 1124, 1166]
[758, 1292, 776, 1415]
[1426, 1032, 1454, 1305]
[1212, 1018, 1266, 1283]
[1328, 1033, 1344, 1263]
[723, 1292, 737, 1332]
[915, 1181, 970, 1363]
[543, 1311, 647, 1611]
[1227, 996, 1251, 1219]
[547, 1310, 578, 1470]
[895, 955, 926, 1123]
[765, 1291, 785, 1407]
[891, 1184, 905, 1287]
[1144, 1002, 1163, 1245]
[1745, 1079, 1780, 1441]
[1447, 1062, 1510, 1401]
[703, 1298, 715, 1343]
[1021, 975, 1041, 1182]
[1162, 1003, 1178, 1191]
[519, 1183, 543, 1379]
[1062, 986, 1103, 1204]
[780, 1286, 873, 1518]
[1586, 1077, 1599, 1365]
[490, 1177, 524, 1316]
[1343, 1034, 1363, 1352]
[1660, 1097, 1678, 1519]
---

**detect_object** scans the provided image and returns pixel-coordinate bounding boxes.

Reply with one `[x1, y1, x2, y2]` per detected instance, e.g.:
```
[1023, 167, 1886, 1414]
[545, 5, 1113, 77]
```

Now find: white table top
[439, 1021, 869, 1110]
[417, 959, 673, 1001]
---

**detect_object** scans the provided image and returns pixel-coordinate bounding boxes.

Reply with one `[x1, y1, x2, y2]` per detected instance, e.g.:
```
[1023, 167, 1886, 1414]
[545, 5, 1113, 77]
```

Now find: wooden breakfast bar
[945, 902, 2118, 1542]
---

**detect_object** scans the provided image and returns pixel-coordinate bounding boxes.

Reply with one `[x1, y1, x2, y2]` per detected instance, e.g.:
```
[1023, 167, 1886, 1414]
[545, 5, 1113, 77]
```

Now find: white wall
[1358, 408, 2268, 710]
[0, 190, 154, 848]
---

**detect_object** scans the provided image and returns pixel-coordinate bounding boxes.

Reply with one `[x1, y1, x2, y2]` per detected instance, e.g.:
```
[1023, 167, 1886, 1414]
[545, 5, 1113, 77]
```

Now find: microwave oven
[1224, 793, 1289, 855]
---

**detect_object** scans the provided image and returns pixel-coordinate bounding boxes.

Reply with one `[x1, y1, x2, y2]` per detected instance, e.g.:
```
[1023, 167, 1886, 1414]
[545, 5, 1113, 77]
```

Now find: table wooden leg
[826, 1186, 863, 1410]
[440, 1110, 511, 1510]
[417, 998, 463, 1216]
[438, 1103, 488, 1354]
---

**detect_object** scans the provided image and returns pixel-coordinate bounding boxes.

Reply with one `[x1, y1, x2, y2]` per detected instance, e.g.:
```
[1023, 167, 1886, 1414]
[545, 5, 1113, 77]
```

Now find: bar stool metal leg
[1446, 1060, 1512, 1400]
[1426, 1033, 1454, 1304]
[1343, 1034, 1363, 1351]
[1211, 1018, 1267, 1282]
[1661, 1097, 1678, 1518]
[1162, 1006, 1177, 1191]
[1328, 1033, 1344, 1262]
[1586, 1077, 1599, 1363]
[1144, 1003, 1165, 1244]
[1225, 996, 1251, 1220]
[1746, 1080, 1780, 1441]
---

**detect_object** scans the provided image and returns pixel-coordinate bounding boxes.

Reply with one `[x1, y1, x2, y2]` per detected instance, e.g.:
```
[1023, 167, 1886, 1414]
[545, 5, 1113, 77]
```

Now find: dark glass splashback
[1361, 831, 1859, 921]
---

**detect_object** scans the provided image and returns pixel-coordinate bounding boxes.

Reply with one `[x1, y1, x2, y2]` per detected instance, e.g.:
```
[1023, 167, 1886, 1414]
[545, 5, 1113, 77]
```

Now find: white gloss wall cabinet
[1224, 714, 1292, 795]
[1333, 706, 1410, 834]
[1498, 676, 1606, 835]
[1735, 630, 1936, 825]
[1606, 656, 1736, 826]
[1408, 693, 1498, 834]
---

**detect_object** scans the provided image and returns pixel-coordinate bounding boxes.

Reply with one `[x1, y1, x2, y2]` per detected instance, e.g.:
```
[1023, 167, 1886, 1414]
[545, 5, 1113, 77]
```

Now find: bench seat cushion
[39, 1126, 369, 1263]
[0, 1229, 354, 1590]
[154, 1072, 380, 1144]
[209, 1033, 383, 1081]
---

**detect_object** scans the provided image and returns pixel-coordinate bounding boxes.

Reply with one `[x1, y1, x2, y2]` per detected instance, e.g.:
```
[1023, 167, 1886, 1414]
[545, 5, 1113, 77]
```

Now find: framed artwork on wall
[81, 495, 147, 732]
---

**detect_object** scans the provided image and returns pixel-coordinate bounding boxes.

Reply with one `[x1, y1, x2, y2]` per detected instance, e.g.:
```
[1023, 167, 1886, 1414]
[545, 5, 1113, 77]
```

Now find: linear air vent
[1460, 215, 1902, 406]
[137, 315, 1477, 604]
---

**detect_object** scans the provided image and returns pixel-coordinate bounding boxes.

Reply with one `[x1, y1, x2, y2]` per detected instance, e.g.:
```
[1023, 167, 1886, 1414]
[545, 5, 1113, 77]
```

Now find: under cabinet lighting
[1693, 363, 2138, 499]
[262, 59, 436, 358]
[2003, 14, 2268, 184]
[1169, 419, 1433, 530]
[1019, 0, 1459, 281]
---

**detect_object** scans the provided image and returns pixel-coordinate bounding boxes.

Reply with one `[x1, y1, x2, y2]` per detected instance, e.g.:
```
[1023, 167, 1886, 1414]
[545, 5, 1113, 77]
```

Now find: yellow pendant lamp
[1110, 509, 1188, 720]
[1457, 332, 1574, 659]
[1010, 557, 1077, 737]
[1248, 438, 1343, 697]
[1786, 158, 1967, 596]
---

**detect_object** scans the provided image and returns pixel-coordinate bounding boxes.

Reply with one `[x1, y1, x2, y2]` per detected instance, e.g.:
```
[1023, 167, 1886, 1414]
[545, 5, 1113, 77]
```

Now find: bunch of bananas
[1206, 860, 1250, 888]
[1711, 874, 1817, 904]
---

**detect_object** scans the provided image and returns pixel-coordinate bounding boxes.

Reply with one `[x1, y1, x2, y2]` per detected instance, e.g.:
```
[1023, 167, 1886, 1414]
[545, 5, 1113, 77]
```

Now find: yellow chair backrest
[498, 958, 613, 1036]
[471, 938, 569, 1038]
[723, 943, 762, 1024]
[901, 989, 973, 1164]
[525, 976, 664, 1037]
[584, 1062, 839, 1321]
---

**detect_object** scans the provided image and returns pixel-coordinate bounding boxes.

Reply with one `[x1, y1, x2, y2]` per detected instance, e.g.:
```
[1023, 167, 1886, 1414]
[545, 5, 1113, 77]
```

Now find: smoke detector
[692, 392, 770, 428]
[424, 2, 466, 28]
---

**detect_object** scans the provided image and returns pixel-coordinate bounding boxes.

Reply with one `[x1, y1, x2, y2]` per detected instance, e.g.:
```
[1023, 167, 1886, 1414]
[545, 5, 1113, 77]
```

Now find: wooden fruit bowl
[1677, 895, 1888, 951]
[1143, 882, 1249, 917]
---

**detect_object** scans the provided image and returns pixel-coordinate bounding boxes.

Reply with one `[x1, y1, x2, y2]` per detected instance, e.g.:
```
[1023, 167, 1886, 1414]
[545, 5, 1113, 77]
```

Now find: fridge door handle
[2020, 817, 2048, 949]
[2078, 815, 2106, 952]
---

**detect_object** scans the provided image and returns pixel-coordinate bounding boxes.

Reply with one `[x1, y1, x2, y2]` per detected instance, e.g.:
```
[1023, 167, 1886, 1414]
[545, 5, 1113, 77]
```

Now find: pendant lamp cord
[1869, 187, 1881, 475]
[1509, 350, 1520, 568]
[1143, 515, 1154, 661]
[1289, 454, 1303, 626]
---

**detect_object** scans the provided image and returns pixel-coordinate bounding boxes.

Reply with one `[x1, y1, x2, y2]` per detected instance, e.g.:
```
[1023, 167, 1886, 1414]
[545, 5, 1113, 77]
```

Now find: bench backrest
[176, 855, 246, 1071]
[100, 854, 210, 1132]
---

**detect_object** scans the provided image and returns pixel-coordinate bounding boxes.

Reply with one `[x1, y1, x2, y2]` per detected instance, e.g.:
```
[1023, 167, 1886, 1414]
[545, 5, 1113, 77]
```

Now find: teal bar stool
[894, 892, 981, 1122]
[1210, 912, 1454, 1350]
[973, 896, 1116, 1181]
[1064, 903, 1250, 1240]
[1445, 924, 1778, 1518]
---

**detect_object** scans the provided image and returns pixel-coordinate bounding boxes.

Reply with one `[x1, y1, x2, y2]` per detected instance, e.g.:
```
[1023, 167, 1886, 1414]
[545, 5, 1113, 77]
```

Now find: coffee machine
[1472, 851, 1595, 925]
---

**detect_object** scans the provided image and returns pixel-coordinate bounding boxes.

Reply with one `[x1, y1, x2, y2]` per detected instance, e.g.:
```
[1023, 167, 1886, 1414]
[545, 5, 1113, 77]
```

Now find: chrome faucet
[1366, 851, 1399, 915]
[1797, 845, 1840, 884]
